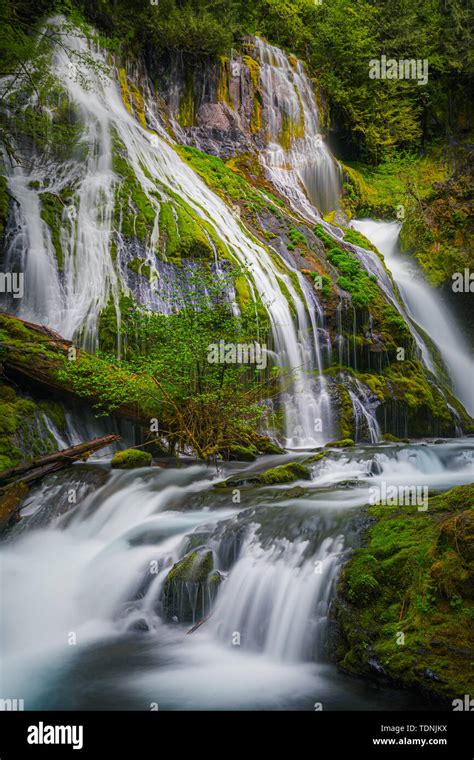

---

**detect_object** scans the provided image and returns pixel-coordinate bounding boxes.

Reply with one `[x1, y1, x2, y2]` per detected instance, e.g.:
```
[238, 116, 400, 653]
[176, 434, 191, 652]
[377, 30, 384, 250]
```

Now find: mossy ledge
[332, 483, 474, 704]
[215, 461, 311, 488]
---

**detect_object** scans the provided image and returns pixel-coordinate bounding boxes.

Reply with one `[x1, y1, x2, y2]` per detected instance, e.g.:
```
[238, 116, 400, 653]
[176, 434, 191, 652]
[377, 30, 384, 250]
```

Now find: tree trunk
[0, 433, 121, 531]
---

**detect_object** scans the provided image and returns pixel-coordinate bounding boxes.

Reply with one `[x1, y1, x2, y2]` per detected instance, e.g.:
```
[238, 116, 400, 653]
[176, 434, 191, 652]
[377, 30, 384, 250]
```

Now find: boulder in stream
[111, 449, 152, 469]
[162, 548, 223, 624]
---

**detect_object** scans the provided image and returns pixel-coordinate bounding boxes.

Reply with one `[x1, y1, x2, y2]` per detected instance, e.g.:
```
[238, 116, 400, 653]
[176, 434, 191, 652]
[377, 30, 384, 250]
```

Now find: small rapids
[1, 440, 472, 710]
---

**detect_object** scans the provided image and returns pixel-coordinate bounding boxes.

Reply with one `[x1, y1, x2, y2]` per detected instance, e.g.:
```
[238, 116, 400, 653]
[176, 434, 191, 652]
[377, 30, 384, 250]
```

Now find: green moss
[242, 55, 263, 133]
[111, 448, 152, 469]
[163, 549, 221, 622]
[128, 81, 147, 129]
[259, 462, 311, 485]
[343, 228, 379, 254]
[288, 226, 307, 248]
[316, 273, 333, 298]
[303, 451, 329, 464]
[118, 68, 132, 114]
[381, 305, 411, 341]
[127, 258, 153, 280]
[0, 383, 59, 471]
[341, 143, 447, 220]
[326, 247, 379, 307]
[0, 176, 10, 237]
[313, 223, 336, 250]
[227, 444, 258, 461]
[176, 145, 279, 215]
[38, 400, 66, 433]
[336, 483, 474, 700]
[39, 192, 64, 269]
[177, 68, 196, 128]
[335, 384, 354, 440]
[234, 274, 251, 308]
[112, 138, 157, 243]
[217, 56, 232, 107]
[324, 438, 355, 448]
[382, 433, 409, 443]
[167, 550, 214, 584]
[158, 200, 213, 263]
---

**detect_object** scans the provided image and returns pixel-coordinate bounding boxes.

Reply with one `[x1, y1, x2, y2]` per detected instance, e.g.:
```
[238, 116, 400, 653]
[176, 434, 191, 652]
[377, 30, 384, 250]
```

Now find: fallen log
[0, 433, 121, 532]
[0, 434, 121, 488]
[0, 312, 155, 426]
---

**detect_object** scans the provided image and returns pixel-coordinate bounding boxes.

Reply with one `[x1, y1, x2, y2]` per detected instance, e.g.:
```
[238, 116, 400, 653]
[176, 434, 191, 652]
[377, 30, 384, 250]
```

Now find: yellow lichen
[129, 82, 147, 129]
[118, 68, 132, 114]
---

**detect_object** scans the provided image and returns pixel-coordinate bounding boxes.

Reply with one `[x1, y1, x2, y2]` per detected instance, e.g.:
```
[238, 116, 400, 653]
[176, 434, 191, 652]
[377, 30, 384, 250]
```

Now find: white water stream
[352, 220, 474, 416]
[253, 37, 341, 219]
[1, 441, 472, 710]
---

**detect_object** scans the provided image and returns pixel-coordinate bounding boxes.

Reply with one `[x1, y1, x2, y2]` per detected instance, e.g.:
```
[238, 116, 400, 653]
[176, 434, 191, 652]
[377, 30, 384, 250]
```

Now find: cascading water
[1, 20, 473, 716]
[1, 440, 473, 709]
[0, 24, 332, 447]
[2, 84, 121, 353]
[352, 220, 474, 416]
[251, 38, 341, 219]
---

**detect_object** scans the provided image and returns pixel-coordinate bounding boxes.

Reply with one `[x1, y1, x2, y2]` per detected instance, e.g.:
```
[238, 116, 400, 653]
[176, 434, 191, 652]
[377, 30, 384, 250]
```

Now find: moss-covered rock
[0, 383, 59, 471]
[215, 460, 311, 489]
[324, 439, 355, 449]
[110, 449, 152, 469]
[382, 433, 410, 443]
[303, 451, 329, 464]
[226, 444, 258, 461]
[162, 548, 222, 623]
[258, 462, 311, 485]
[334, 483, 474, 703]
[0, 482, 29, 531]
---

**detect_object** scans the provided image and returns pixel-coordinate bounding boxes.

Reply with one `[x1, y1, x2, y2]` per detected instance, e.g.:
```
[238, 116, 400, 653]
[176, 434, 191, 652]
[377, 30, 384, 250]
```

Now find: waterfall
[2, 85, 121, 353]
[251, 38, 341, 219]
[352, 220, 474, 416]
[345, 377, 381, 443]
[1, 439, 473, 709]
[210, 528, 343, 662]
[1, 23, 333, 447]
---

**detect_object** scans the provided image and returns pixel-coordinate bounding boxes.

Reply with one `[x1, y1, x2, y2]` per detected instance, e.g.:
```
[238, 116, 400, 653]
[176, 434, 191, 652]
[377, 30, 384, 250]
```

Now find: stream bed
[1, 439, 472, 711]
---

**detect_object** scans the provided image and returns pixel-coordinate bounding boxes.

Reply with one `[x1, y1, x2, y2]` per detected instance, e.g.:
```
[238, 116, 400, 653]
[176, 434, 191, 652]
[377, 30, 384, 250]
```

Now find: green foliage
[342, 144, 448, 219]
[1, 0, 472, 166]
[84, 268, 272, 457]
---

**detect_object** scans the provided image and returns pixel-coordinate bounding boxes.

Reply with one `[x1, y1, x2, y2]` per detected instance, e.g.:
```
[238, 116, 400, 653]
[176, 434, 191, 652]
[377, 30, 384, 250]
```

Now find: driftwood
[0, 434, 120, 531]
[0, 434, 121, 488]
[187, 614, 212, 634]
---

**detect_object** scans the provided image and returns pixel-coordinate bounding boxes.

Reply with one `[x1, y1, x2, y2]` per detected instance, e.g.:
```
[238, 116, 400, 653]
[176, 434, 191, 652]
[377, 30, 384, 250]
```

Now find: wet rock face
[153, 50, 262, 160]
[162, 548, 223, 624]
[182, 76, 256, 159]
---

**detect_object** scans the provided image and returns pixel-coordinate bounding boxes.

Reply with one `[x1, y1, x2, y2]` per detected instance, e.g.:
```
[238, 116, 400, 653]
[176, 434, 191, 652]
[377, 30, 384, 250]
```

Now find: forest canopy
[0, 0, 472, 161]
